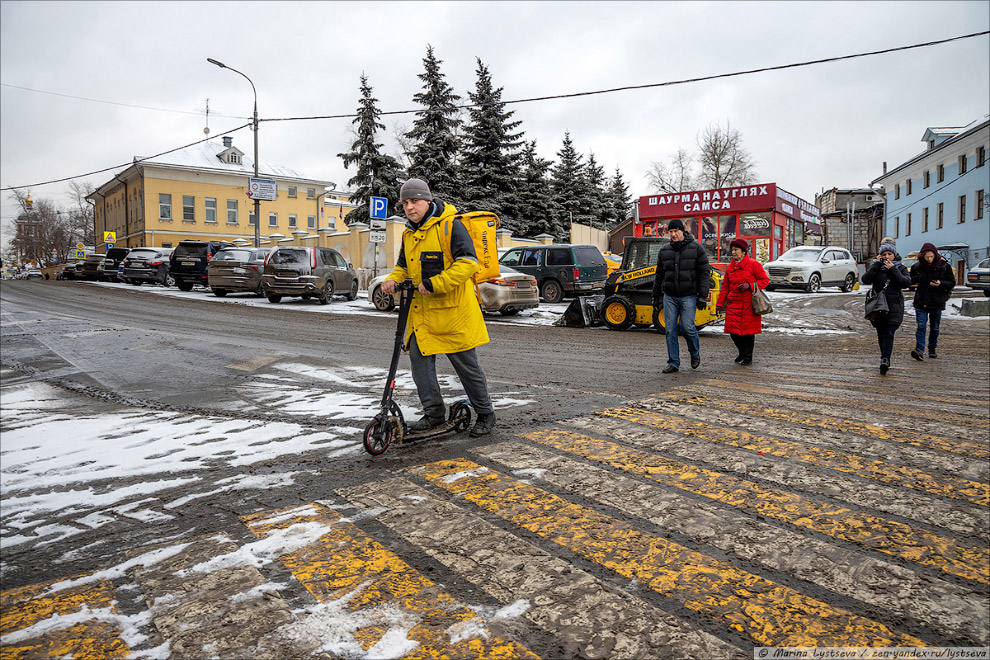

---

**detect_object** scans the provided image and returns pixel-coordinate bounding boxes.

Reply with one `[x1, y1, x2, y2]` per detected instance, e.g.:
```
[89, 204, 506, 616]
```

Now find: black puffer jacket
[910, 259, 955, 310]
[862, 260, 912, 327]
[651, 233, 711, 301]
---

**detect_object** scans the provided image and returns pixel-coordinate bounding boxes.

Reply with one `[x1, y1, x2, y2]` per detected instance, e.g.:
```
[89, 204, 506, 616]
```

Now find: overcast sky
[1, 1, 988, 249]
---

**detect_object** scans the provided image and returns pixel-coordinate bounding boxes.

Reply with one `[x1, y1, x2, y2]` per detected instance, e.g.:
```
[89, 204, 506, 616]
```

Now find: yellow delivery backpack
[441, 211, 501, 285]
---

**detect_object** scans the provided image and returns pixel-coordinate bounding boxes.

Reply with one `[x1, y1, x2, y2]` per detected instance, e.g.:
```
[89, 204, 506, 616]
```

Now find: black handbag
[864, 280, 889, 321]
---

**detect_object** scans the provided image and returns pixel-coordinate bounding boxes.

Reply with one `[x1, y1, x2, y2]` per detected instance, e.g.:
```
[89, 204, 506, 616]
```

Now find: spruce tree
[337, 74, 403, 224]
[461, 58, 524, 225]
[405, 46, 463, 205]
[608, 167, 633, 228]
[551, 132, 594, 230]
[516, 140, 559, 238]
[584, 152, 610, 231]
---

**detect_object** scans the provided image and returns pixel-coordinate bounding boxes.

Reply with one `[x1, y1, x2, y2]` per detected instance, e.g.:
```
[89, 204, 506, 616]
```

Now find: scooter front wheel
[363, 416, 394, 455]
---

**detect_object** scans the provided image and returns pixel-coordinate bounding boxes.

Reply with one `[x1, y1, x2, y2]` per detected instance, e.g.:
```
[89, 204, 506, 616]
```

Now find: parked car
[901, 251, 957, 291]
[498, 244, 608, 303]
[367, 264, 540, 316]
[764, 246, 858, 293]
[169, 240, 234, 291]
[24, 270, 43, 280]
[966, 257, 990, 296]
[97, 247, 132, 282]
[208, 248, 268, 296]
[261, 246, 359, 304]
[56, 262, 83, 280]
[80, 254, 107, 281]
[122, 247, 175, 286]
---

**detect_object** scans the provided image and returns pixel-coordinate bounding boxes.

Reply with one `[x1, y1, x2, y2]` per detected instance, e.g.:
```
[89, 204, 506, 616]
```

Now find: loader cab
[621, 236, 669, 271]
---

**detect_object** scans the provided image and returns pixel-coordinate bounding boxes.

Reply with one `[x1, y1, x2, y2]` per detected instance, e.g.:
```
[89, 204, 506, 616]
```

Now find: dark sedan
[208, 248, 268, 296]
[122, 248, 175, 286]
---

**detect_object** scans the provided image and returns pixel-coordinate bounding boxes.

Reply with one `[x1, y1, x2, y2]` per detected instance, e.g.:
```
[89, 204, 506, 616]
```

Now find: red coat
[717, 255, 770, 335]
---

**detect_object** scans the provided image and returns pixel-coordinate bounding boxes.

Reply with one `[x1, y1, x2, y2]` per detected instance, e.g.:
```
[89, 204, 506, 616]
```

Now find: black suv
[498, 244, 608, 303]
[99, 247, 131, 282]
[170, 240, 234, 291]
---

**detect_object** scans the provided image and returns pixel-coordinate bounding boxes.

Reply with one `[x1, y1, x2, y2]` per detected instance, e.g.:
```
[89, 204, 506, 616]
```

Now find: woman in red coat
[715, 238, 770, 365]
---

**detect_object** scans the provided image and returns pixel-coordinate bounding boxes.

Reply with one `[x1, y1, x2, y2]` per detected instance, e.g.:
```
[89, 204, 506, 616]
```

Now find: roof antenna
[203, 98, 210, 136]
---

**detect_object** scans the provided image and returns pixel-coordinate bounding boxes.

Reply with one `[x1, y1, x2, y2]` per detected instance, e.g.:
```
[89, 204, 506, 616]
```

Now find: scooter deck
[401, 420, 457, 444]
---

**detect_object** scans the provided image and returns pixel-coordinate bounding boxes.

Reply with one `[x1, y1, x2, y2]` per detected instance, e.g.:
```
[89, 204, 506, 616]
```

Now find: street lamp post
[207, 58, 261, 248]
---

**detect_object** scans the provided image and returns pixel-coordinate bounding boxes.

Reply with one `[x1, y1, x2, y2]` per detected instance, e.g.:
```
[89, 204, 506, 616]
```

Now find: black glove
[696, 298, 707, 310]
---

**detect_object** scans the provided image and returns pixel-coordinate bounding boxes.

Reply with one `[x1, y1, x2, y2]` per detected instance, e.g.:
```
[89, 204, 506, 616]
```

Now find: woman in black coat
[909, 242, 955, 360]
[861, 241, 912, 375]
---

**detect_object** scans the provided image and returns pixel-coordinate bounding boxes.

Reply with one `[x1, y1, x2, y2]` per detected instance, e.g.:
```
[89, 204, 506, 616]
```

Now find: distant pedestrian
[909, 242, 955, 360]
[862, 240, 911, 375]
[715, 238, 770, 365]
[651, 218, 711, 373]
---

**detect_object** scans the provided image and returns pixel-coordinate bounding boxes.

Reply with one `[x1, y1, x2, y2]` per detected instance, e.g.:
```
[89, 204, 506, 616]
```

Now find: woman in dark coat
[715, 238, 770, 365]
[909, 242, 955, 360]
[861, 240, 912, 375]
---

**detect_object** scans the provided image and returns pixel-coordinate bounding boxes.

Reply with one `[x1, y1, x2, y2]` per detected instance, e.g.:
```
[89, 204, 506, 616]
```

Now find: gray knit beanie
[399, 178, 433, 202]
[879, 241, 897, 255]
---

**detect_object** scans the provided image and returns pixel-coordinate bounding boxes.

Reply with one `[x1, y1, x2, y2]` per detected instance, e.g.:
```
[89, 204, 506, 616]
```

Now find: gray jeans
[409, 334, 494, 418]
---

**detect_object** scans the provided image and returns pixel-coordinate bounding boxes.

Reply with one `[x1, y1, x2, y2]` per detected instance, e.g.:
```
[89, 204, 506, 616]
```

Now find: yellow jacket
[386, 202, 490, 356]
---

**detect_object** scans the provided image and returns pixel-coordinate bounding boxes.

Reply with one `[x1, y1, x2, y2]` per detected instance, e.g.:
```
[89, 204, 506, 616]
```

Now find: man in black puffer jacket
[909, 242, 955, 360]
[651, 218, 711, 373]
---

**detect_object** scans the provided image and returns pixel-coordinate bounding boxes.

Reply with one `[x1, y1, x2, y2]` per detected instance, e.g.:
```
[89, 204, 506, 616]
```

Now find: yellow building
[88, 136, 355, 252]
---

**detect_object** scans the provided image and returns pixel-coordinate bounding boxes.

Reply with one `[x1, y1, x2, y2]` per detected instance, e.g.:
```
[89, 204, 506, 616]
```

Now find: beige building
[88, 136, 355, 254]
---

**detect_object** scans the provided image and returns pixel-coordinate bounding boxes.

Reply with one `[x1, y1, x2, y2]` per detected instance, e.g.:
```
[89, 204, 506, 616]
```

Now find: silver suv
[765, 246, 858, 293]
[261, 246, 359, 305]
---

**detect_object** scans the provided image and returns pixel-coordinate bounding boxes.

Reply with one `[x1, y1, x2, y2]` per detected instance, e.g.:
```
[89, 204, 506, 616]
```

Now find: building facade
[871, 118, 989, 280]
[815, 187, 885, 263]
[633, 183, 822, 267]
[88, 137, 355, 254]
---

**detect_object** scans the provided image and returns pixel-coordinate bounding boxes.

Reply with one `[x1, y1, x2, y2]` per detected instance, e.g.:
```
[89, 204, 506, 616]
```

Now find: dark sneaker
[740, 358, 752, 365]
[410, 414, 446, 432]
[910, 349, 924, 361]
[470, 412, 496, 437]
[734, 355, 744, 363]
[690, 354, 701, 369]
[928, 350, 938, 359]
[662, 364, 679, 374]
[880, 358, 890, 376]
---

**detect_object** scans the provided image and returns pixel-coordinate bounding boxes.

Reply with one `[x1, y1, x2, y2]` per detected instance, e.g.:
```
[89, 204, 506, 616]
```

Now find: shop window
[702, 215, 736, 262]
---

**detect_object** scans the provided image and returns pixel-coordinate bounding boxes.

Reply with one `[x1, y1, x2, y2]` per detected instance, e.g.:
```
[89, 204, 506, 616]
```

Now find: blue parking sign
[370, 196, 388, 220]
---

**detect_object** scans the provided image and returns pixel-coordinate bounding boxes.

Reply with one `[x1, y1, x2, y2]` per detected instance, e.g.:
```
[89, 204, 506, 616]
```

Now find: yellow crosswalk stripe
[521, 428, 989, 583]
[413, 458, 926, 648]
[692, 379, 986, 428]
[240, 503, 540, 659]
[0, 577, 128, 659]
[599, 406, 989, 508]
[656, 386, 988, 461]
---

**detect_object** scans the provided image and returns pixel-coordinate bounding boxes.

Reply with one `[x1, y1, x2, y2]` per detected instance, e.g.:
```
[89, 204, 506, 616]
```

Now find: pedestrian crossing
[3, 371, 987, 657]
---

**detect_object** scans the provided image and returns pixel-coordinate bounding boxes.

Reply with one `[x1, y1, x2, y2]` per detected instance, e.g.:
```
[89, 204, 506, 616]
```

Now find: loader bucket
[554, 295, 605, 328]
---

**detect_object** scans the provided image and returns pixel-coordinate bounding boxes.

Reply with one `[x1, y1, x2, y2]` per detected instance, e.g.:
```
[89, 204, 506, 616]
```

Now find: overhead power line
[3, 30, 987, 193]
[0, 83, 249, 120]
[262, 30, 990, 123]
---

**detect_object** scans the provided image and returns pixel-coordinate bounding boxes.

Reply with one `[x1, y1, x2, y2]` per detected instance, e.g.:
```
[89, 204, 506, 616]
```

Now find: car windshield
[214, 249, 252, 261]
[270, 249, 308, 265]
[173, 244, 207, 259]
[779, 248, 823, 262]
[978, 259, 990, 269]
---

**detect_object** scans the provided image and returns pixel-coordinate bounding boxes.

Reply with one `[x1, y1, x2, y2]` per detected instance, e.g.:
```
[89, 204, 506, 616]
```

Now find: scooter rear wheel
[450, 402, 472, 432]
[363, 416, 393, 455]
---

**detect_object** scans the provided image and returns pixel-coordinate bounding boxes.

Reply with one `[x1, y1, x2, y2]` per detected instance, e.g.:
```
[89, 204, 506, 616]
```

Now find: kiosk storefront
[635, 183, 821, 267]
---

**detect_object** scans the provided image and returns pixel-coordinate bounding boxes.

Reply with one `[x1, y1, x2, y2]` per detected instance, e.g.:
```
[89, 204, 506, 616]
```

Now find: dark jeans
[730, 334, 755, 361]
[409, 334, 494, 418]
[874, 322, 898, 361]
[662, 294, 700, 368]
[914, 308, 942, 353]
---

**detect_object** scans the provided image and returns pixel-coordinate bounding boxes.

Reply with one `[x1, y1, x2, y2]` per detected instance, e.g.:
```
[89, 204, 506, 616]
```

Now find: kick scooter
[363, 279, 472, 455]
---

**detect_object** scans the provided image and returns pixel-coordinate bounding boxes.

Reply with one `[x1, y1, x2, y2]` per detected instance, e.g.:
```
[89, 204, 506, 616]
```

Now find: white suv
[765, 246, 858, 293]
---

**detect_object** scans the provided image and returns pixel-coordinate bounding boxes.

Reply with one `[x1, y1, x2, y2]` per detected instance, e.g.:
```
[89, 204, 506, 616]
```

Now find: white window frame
[249, 212, 257, 227]
[288, 186, 297, 198]
[205, 197, 217, 224]
[182, 195, 195, 222]
[269, 212, 278, 228]
[159, 193, 171, 221]
[227, 200, 238, 225]
[288, 214, 297, 228]
[307, 188, 315, 199]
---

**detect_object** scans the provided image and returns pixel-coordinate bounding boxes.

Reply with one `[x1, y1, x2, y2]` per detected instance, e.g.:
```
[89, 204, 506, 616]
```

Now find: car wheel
[163, 274, 175, 287]
[601, 295, 635, 331]
[318, 280, 334, 305]
[805, 273, 821, 293]
[346, 279, 359, 301]
[372, 285, 395, 312]
[540, 279, 564, 303]
[177, 281, 193, 292]
[841, 273, 856, 293]
[267, 295, 282, 303]
[212, 288, 227, 297]
[651, 306, 667, 335]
